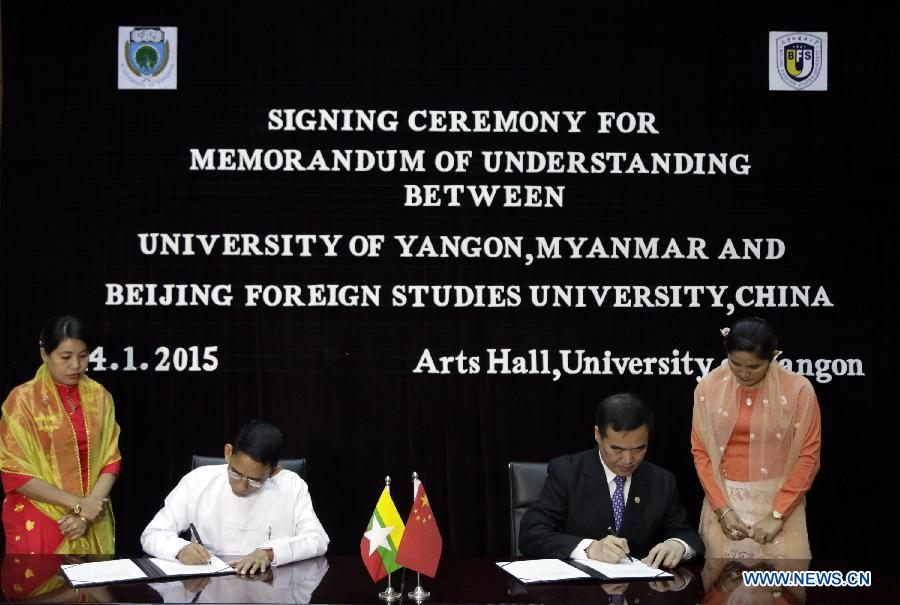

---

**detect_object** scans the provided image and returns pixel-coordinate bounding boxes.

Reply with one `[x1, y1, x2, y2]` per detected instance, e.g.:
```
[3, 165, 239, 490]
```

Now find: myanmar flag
[396, 482, 443, 577]
[360, 486, 406, 582]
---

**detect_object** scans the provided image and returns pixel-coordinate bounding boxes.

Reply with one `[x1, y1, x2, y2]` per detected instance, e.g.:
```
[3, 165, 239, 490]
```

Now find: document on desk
[61, 555, 234, 587]
[60, 559, 147, 586]
[496, 559, 591, 583]
[147, 555, 233, 577]
[573, 558, 674, 580]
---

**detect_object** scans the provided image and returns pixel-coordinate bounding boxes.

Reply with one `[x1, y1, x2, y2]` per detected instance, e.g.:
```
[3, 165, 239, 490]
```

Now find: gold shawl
[0, 365, 121, 554]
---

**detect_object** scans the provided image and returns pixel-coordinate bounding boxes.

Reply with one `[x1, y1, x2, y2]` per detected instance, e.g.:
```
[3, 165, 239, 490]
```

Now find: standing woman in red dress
[0, 316, 121, 554]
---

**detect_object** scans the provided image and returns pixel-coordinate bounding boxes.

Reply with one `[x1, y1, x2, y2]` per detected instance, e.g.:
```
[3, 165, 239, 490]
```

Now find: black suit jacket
[518, 448, 704, 559]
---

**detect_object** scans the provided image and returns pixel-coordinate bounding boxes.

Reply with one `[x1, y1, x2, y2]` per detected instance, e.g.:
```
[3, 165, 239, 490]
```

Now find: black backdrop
[1, 2, 895, 570]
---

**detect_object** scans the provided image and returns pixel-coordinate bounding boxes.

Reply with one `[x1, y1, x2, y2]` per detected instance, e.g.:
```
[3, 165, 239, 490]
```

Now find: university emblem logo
[118, 26, 178, 90]
[769, 32, 827, 91]
[126, 28, 169, 77]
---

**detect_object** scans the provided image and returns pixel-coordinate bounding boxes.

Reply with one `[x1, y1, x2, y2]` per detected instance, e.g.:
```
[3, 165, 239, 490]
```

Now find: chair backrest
[191, 455, 307, 479]
[508, 461, 548, 557]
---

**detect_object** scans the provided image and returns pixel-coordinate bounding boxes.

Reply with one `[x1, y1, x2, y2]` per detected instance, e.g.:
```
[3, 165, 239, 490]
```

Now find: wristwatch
[771, 510, 783, 520]
[72, 501, 82, 515]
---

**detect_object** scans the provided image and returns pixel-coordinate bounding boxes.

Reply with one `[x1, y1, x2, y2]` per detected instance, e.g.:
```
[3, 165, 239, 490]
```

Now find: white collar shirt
[141, 464, 329, 566]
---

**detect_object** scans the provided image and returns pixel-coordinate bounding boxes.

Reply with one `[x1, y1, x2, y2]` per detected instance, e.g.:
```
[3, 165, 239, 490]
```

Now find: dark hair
[725, 317, 778, 361]
[234, 420, 283, 468]
[595, 393, 654, 437]
[39, 315, 91, 353]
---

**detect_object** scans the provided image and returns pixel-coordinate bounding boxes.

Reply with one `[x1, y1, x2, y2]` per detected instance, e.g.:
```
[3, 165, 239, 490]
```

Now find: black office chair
[191, 455, 307, 479]
[508, 461, 548, 557]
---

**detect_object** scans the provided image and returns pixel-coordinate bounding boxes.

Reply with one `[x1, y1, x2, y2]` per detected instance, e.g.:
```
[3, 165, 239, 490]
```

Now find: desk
[0, 555, 890, 604]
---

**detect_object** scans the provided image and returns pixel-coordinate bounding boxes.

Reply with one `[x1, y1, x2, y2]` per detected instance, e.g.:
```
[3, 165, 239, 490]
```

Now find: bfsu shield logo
[118, 26, 177, 89]
[126, 28, 169, 77]
[773, 32, 825, 90]
[783, 42, 815, 83]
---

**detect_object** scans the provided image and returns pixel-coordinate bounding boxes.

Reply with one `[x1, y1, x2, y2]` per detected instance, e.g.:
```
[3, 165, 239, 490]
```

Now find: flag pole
[379, 571, 400, 602]
[378, 476, 401, 602]
[407, 471, 431, 602]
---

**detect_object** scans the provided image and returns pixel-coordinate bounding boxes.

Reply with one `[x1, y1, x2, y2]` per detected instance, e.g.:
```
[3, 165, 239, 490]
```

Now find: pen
[189, 523, 204, 544]
[189, 523, 212, 565]
[607, 526, 634, 562]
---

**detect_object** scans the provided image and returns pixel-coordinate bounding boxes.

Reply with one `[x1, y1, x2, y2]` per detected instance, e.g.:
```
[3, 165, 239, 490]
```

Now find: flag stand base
[378, 586, 401, 602]
[408, 584, 431, 602]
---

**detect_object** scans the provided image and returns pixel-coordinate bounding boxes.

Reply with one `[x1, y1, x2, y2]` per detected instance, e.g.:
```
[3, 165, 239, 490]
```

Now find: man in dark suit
[519, 393, 704, 568]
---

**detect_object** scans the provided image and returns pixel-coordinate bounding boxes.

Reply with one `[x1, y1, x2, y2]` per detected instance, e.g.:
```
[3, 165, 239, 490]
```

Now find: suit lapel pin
[634, 496, 641, 504]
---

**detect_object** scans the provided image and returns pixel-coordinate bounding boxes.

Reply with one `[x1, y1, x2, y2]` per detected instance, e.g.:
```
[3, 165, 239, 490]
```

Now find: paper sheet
[149, 555, 233, 576]
[496, 559, 591, 583]
[61, 559, 147, 586]
[576, 557, 673, 579]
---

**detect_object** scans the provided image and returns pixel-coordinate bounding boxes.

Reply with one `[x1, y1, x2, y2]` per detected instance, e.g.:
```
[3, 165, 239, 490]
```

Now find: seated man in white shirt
[141, 421, 329, 575]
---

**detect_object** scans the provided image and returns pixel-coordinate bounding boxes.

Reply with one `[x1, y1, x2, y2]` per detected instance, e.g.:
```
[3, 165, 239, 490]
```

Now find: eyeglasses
[227, 465, 269, 488]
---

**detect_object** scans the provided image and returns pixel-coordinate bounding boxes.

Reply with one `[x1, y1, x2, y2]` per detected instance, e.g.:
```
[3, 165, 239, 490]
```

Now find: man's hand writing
[586, 535, 630, 562]
[177, 542, 212, 565]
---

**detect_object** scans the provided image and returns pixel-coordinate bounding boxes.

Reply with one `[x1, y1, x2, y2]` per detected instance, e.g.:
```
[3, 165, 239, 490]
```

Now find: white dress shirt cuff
[666, 538, 694, 560]
[165, 537, 191, 562]
[569, 538, 594, 560]
[270, 542, 292, 567]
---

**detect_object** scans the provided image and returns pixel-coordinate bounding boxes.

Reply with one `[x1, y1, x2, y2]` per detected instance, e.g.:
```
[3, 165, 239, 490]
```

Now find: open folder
[497, 558, 674, 584]
[61, 555, 235, 587]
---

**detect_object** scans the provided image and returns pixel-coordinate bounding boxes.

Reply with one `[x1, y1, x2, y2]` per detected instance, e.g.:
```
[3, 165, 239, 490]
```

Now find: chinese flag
[395, 482, 442, 577]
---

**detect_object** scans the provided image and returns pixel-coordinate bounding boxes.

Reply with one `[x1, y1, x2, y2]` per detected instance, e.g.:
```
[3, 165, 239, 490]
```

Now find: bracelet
[717, 507, 732, 521]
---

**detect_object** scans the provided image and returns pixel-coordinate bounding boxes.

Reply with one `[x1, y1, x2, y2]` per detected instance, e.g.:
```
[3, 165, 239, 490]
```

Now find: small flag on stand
[360, 484, 406, 582]
[396, 480, 443, 577]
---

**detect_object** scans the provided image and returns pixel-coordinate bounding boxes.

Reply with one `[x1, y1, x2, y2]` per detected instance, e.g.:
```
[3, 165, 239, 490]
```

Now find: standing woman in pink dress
[692, 317, 821, 558]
